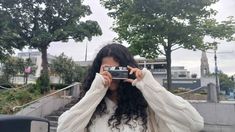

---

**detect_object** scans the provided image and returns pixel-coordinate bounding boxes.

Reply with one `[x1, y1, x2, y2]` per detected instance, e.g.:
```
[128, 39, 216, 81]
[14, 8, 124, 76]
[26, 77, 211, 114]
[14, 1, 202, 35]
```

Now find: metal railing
[176, 86, 206, 96]
[175, 86, 208, 101]
[0, 84, 30, 90]
[13, 82, 81, 112]
[0, 85, 10, 90]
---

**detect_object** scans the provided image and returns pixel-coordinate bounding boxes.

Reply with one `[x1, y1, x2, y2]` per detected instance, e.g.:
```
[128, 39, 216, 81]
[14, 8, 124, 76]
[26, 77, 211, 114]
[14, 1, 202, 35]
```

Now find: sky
[18, 0, 235, 76]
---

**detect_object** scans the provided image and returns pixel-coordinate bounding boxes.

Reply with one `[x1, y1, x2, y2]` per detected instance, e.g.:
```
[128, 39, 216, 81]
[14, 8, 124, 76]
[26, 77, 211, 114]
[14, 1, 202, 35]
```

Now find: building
[18, 51, 55, 77]
[75, 60, 93, 68]
[172, 66, 191, 79]
[135, 57, 201, 89]
[135, 57, 167, 85]
[167, 66, 201, 89]
[200, 51, 216, 87]
[7, 51, 57, 84]
[201, 51, 210, 77]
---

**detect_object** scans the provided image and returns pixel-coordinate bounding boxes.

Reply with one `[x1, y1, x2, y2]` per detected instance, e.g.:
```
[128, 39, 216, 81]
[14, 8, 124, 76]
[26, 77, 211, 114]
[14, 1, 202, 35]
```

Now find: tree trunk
[12, 75, 14, 84]
[165, 45, 172, 91]
[24, 73, 28, 84]
[6, 74, 9, 83]
[41, 46, 49, 76]
[39, 45, 50, 93]
[26, 73, 28, 84]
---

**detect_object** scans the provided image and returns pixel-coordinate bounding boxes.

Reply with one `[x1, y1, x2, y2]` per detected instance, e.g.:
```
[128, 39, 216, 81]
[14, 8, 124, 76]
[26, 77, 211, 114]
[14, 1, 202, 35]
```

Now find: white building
[135, 57, 167, 85]
[75, 60, 93, 68]
[171, 66, 191, 79]
[18, 51, 55, 77]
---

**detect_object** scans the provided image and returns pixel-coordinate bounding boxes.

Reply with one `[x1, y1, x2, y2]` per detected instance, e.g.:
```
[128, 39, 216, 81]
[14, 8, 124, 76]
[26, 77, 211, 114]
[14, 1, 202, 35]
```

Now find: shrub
[0, 84, 41, 114]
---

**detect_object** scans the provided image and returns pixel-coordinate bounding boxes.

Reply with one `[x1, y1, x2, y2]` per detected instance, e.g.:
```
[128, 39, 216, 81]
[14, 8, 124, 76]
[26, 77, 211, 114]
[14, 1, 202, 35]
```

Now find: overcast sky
[20, 0, 235, 76]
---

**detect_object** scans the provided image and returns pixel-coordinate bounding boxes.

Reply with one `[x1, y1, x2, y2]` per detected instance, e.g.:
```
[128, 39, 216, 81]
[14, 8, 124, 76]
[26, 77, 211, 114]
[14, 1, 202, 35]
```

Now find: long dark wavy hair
[82, 43, 148, 131]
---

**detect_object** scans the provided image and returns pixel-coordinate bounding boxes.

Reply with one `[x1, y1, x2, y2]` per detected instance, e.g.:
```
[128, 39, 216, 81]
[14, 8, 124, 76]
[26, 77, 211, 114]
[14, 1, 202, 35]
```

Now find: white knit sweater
[57, 68, 204, 132]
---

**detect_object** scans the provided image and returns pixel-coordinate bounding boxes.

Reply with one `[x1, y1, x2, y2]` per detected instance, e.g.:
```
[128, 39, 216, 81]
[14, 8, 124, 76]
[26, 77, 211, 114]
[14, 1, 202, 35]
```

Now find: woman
[57, 43, 204, 132]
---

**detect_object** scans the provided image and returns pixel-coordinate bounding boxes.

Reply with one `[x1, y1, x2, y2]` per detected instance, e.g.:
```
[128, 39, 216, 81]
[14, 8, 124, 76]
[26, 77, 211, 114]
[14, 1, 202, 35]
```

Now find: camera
[103, 66, 129, 80]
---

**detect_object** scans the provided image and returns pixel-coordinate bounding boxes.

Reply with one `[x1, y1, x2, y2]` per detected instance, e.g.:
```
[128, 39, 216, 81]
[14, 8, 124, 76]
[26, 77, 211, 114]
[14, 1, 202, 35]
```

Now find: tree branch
[171, 46, 183, 51]
[156, 48, 166, 56]
[171, 43, 178, 47]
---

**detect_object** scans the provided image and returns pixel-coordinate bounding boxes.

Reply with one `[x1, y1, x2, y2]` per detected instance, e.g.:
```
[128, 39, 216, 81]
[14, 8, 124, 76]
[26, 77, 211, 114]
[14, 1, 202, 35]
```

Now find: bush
[0, 82, 69, 114]
[36, 72, 50, 94]
[0, 84, 41, 114]
[0, 75, 12, 87]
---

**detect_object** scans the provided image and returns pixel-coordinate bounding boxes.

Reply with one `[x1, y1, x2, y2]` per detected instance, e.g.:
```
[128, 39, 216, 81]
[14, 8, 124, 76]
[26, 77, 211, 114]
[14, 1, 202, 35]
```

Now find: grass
[0, 84, 41, 114]
[0, 83, 70, 114]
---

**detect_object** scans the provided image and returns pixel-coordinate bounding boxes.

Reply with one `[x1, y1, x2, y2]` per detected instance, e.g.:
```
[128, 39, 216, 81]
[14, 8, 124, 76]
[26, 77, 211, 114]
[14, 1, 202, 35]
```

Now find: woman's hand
[99, 64, 112, 87]
[124, 65, 143, 83]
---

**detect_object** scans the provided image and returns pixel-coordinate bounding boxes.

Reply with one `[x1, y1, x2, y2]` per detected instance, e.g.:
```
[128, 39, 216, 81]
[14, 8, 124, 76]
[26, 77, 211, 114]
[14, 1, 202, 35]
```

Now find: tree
[0, 56, 37, 85]
[50, 53, 85, 84]
[50, 53, 68, 84]
[101, 0, 235, 90]
[71, 64, 86, 83]
[0, 11, 25, 61]
[1, 56, 25, 84]
[0, 0, 102, 92]
[217, 71, 235, 95]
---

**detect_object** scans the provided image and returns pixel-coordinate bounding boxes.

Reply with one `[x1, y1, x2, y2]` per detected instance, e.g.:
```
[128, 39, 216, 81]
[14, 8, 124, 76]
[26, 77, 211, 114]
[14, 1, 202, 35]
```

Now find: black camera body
[104, 66, 129, 80]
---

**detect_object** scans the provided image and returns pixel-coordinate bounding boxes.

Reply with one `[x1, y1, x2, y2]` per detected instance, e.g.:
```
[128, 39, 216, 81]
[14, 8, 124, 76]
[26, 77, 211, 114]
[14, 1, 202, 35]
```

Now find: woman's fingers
[128, 66, 137, 75]
[100, 64, 111, 73]
[102, 71, 112, 80]
[130, 69, 137, 75]
[103, 75, 111, 87]
[136, 70, 143, 80]
[100, 69, 112, 87]
[127, 65, 135, 74]
[103, 76, 109, 87]
[127, 65, 143, 82]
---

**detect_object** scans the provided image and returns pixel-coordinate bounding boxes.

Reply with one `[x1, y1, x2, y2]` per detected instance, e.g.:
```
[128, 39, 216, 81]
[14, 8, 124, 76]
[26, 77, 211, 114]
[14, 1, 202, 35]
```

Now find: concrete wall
[191, 101, 235, 132]
[16, 96, 72, 117]
[11, 75, 61, 85]
[16, 83, 80, 117]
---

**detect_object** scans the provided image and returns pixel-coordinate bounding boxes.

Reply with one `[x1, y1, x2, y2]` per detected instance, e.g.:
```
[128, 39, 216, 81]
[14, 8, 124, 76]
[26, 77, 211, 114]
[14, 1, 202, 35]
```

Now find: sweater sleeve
[57, 73, 108, 132]
[132, 68, 204, 132]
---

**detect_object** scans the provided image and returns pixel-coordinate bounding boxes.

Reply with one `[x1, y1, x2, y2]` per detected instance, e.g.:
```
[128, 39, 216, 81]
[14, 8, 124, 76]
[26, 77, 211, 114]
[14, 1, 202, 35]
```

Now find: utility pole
[207, 41, 234, 102]
[214, 45, 219, 102]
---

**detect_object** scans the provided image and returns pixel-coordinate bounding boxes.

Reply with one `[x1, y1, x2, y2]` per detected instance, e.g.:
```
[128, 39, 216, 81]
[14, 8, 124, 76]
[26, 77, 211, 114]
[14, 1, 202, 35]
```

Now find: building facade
[200, 51, 210, 77]
[18, 51, 55, 77]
